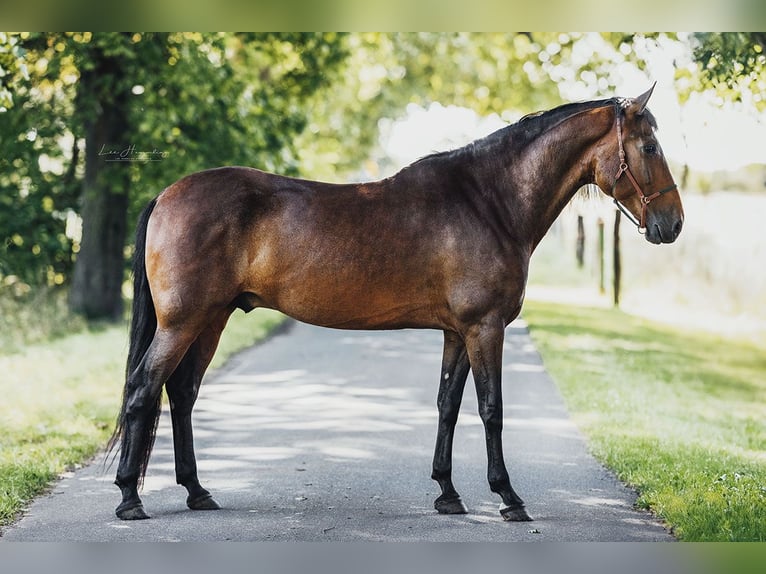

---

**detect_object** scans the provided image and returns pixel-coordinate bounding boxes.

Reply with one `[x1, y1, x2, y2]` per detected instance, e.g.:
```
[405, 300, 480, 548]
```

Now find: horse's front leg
[465, 318, 532, 522]
[431, 330, 471, 514]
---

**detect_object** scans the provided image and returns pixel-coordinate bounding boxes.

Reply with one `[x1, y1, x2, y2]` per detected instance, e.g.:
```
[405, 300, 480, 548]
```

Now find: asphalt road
[2, 319, 672, 542]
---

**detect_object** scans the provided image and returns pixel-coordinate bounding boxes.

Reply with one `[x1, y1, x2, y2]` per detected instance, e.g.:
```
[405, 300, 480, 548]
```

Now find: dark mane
[405, 98, 619, 171]
[516, 98, 617, 141]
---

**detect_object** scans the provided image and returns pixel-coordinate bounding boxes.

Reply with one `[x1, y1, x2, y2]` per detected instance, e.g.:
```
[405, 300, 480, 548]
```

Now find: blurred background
[1, 32, 764, 346]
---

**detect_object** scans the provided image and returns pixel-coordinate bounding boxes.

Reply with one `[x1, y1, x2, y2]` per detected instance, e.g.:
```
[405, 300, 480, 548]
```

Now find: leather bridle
[611, 105, 678, 233]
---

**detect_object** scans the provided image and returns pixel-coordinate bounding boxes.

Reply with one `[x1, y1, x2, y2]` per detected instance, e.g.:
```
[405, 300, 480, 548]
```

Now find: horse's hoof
[116, 502, 150, 520]
[435, 496, 468, 515]
[500, 504, 532, 522]
[187, 493, 220, 511]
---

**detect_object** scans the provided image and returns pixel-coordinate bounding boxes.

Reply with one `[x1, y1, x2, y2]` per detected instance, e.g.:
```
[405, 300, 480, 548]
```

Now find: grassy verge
[0, 308, 284, 528]
[522, 299, 766, 541]
[0, 287, 88, 353]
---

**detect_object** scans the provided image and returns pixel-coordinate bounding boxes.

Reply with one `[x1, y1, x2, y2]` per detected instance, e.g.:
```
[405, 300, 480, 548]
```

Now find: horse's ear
[633, 82, 656, 115]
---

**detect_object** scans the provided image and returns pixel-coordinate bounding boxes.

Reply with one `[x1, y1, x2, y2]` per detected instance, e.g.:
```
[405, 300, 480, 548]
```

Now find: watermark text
[98, 144, 169, 162]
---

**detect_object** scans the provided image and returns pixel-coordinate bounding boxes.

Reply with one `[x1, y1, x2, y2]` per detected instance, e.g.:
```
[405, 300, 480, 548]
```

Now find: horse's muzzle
[645, 214, 683, 244]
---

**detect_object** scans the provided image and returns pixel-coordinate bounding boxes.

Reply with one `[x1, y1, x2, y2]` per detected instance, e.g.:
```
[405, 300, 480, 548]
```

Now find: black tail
[105, 197, 160, 485]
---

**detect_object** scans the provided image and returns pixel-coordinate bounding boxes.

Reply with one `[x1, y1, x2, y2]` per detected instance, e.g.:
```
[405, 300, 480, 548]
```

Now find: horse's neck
[498, 106, 614, 251]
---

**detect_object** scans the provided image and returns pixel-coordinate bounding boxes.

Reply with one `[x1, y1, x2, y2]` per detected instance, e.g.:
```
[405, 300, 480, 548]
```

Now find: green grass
[0, 307, 284, 528]
[0, 287, 89, 353]
[522, 299, 766, 541]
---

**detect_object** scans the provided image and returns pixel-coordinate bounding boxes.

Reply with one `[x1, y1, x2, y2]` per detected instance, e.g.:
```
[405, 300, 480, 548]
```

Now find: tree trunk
[69, 51, 131, 321]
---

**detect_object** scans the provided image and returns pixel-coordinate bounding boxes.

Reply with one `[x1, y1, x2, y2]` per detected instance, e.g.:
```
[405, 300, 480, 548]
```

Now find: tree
[683, 33, 766, 111]
[68, 32, 352, 319]
[0, 33, 80, 288]
[1, 31, 571, 317]
[0, 32, 26, 111]
[13, 32, 738, 321]
[1, 32, 350, 319]
[292, 33, 567, 179]
[67, 33, 138, 319]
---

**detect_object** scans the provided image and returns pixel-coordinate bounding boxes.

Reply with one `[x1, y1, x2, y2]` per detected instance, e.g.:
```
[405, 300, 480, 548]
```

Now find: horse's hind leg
[432, 330, 471, 514]
[165, 308, 233, 511]
[165, 344, 216, 510]
[115, 328, 198, 520]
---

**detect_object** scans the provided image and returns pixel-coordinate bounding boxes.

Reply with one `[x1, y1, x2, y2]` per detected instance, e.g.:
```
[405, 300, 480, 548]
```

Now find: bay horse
[109, 85, 683, 521]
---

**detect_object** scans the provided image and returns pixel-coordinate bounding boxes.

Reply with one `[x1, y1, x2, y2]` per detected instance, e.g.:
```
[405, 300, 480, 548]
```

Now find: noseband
[611, 106, 677, 233]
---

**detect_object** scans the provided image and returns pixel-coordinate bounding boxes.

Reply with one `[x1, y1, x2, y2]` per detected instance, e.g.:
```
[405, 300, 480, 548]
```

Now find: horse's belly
[271, 286, 445, 331]
[244, 263, 444, 330]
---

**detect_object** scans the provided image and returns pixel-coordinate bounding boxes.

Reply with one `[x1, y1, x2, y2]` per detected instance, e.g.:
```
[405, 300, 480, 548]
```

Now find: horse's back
[146, 165, 524, 332]
[145, 167, 452, 329]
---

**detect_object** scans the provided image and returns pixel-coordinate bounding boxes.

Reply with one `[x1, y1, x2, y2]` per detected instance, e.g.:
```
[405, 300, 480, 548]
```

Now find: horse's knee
[437, 407, 460, 428]
[479, 406, 503, 434]
[484, 419, 503, 437]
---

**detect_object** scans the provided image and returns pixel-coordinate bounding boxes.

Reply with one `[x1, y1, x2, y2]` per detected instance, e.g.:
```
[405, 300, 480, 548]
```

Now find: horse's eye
[643, 144, 658, 155]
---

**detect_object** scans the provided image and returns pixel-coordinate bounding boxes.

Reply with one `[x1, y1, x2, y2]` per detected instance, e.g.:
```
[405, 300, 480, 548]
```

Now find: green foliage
[588, 32, 766, 112]
[294, 33, 567, 179]
[0, 32, 351, 290]
[0, 32, 28, 111]
[686, 33, 766, 110]
[0, 34, 80, 286]
[523, 300, 766, 541]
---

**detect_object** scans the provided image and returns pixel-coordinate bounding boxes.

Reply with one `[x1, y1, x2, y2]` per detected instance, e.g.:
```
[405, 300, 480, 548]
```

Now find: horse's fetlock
[488, 474, 511, 493]
[431, 467, 451, 482]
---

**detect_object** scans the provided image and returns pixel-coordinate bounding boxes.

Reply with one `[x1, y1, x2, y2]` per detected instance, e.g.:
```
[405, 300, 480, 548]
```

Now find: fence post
[598, 218, 605, 294]
[613, 211, 621, 307]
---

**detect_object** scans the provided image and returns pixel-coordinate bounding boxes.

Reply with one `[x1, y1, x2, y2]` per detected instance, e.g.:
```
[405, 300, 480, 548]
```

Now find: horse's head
[594, 85, 684, 244]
